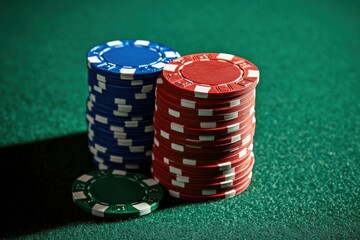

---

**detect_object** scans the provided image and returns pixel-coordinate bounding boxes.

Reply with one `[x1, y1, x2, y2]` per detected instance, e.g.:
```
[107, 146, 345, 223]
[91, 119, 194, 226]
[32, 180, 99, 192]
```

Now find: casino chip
[72, 170, 163, 218]
[152, 53, 259, 201]
[86, 40, 180, 170]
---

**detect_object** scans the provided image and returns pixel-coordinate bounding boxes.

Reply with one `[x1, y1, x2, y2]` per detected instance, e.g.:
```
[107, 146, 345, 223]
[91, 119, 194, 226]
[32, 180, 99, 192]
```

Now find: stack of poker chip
[151, 53, 259, 201]
[86, 40, 180, 171]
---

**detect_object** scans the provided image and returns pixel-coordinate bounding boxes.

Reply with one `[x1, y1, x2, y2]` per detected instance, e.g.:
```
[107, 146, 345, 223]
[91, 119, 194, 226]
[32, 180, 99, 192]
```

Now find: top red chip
[160, 53, 259, 99]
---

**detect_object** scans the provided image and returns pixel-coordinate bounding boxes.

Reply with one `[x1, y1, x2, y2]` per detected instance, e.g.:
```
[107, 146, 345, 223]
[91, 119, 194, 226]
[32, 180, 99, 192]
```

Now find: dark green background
[1, 0, 359, 239]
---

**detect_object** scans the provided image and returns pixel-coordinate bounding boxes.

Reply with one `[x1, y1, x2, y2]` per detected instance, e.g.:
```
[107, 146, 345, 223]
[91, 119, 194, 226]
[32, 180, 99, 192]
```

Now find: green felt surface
[1, 0, 359, 239]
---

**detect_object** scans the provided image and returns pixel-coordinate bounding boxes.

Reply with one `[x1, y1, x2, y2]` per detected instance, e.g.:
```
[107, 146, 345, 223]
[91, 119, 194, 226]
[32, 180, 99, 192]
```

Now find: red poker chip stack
[152, 53, 260, 201]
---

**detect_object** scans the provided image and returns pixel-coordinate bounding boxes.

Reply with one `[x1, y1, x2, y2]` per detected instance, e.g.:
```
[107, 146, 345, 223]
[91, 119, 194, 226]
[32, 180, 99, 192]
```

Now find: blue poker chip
[88, 130, 153, 145]
[87, 98, 154, 115]
[86, 108, 149, 122]
[87, 122, 154, 135]
[88, 132, 154, 148]
[93, 154, 152, 166]
[87, 101, 153, 117]
[86, 108, 152, 122]
[88, 124, 154, 139]
[86, 104, 153, 120]
[90, 149, 152, 164]
[87, 76, 156, 94]
[88, 81, 156, 95]
[87, 141, 152, 157]
[92, 156, 152, 171]
[88, 133, 154, 144]
[88, 143, 152, 161]
[88, 96, 154, 111]
[89, 92, 155, 105]
[87, 119, 154, 133]
[88, 124, 154, 140]
[88, 139, 152, 156]
[88, 70, 158, 87]
[88, 123, 154, 139]
[87, 40, 180, 79]
[86, 110, 154, 127]
[87, 138, 152, 155]
[89, 85, 156, 100]
[87, 102, 154, 117]
[94, 154, 152, 165]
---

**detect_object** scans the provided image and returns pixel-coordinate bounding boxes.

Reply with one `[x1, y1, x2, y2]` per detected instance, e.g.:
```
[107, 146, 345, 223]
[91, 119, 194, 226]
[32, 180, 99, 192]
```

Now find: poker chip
[154, 100, 255, 124]
[166, 175, 252, 201]
[72, 170, 163, 218]
[153, 162, 252, 193]
[154, 132, 254, 154]
[154, 119, 255, 147]
[153, 109, 254, 136]
[152, 53, 259, 201]
[88, 70, 158, 86]
[85, 40, 179, 171]
[155, 88, 255, 115]
[152, 150, 253, 173]
[87, 40, 180, 79]
[156, 87, 256, 109]
[92, 156, 152, 171]
[158, 53, 259, 98]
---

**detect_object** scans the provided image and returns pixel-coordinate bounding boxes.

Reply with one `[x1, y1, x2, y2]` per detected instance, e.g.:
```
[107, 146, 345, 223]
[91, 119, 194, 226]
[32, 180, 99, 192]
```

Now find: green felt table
[1, 0, 359, 239]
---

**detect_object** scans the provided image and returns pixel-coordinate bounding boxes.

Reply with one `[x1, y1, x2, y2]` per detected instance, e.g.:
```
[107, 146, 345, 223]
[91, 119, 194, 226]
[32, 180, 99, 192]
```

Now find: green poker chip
[72, 169, 163, 218]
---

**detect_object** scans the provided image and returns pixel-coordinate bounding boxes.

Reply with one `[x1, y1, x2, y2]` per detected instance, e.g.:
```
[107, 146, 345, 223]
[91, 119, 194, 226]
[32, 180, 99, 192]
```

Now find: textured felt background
[0, 0, 359, 239]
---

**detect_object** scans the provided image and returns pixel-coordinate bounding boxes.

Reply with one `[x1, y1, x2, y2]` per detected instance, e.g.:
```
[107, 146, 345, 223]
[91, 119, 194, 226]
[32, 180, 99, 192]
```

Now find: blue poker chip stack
[86, 40, 180, 171]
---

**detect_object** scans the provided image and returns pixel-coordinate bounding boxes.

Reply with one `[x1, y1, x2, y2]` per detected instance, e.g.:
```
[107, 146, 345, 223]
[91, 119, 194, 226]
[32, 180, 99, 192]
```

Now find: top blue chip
[87, 40, 180, 79]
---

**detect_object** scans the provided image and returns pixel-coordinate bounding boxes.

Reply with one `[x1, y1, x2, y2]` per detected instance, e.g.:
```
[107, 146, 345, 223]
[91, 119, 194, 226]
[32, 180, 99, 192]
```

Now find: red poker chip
[158, 76, 258, 100]
[153, 161, 253, 191]
[154, 124, 255, 149]
[152, 142, 254, 168]
[155, 122, 255, 146]
[155, 99, 255, 123]
[157, 76, 256, 100]
[159, 53, 259, 99]
[153, 111, 254, 136]
[152, 168, 252, 196]
[155, 171, 253, 201]
[152, 158, 237, 178]
[169, 158, 253, 190]
[166, 176, 252, 201]
[152, 144, 253, 169]
[151, 156, 253, 184]
[154, 106, 254, 130]
[152, 138, 254, 162]
[154, 103, 255, 127]
[154, 120, 255, 148]
[153, 112, 255, 142]
[151, 159, 251, 184]
[152, 159, 253, 192]
[154, 135, 253, 157]
[152, 150, 254, 175]
[154, 101, 255, 126]
[156, 86, 256, 109]
[152, 149, 253, 173]
[152, 158, 253, 187]
[153, 129, 255, 155]
[153, 107, 255, 135]
[153, 156, 252, 177]
[154, 107, 255, 128]
[152, 154, 252, 178]
[152, 143, 253, 166]
[154, 131, 255, 158]
[155, 87, 255, 115]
